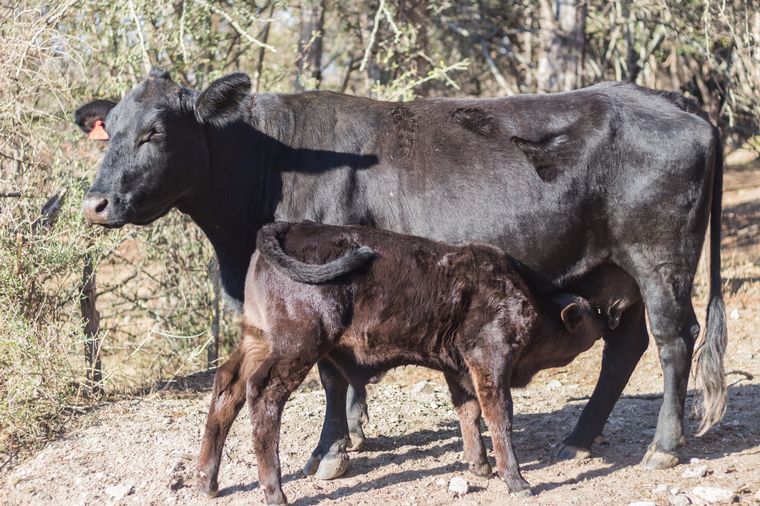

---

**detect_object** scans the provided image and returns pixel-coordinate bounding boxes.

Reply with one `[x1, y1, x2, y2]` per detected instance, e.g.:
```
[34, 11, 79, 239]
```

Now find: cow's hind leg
[554, 300, 648, 460]
[637, 266, 699, 469]
[444, 371, 492, 477]
[303, 360, 351, 479]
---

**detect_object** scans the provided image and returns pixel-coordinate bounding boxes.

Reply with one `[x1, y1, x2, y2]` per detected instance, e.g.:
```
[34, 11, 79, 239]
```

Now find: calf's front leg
[465, 348, 530, 496]
[444, 371, 492, 477]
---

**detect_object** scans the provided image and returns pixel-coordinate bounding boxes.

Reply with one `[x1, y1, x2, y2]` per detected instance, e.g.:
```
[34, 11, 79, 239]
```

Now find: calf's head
[513, 294, 607, 387]
[76, 69, 251, 227]
[553, 294, 607, 352]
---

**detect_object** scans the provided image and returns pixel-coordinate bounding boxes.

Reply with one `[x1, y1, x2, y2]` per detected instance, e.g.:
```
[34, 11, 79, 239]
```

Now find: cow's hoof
[303, 454, 321, 477]
[552, 442, 591, 461]
[468, 461, 493, 477]
[314, 452, 349, 480]
[641, 445, 679, 470]
[347, 430, 366, 452]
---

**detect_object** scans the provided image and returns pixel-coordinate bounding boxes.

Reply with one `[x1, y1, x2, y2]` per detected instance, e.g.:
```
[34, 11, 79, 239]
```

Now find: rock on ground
[690, 486, 736, 504]
[448, 476, 469, 495]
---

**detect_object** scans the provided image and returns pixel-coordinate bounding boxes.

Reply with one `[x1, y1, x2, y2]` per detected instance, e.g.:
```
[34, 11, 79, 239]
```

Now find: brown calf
[197, 221, 607, 504]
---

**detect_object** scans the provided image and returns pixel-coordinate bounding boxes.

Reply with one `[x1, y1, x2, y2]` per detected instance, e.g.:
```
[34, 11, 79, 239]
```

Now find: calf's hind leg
[346, 382, 369, 451]
[248, 325, 321, 505]
[248, 363, 313, 504]
[303, 360, 352, 479]
[444, 372, 492, 477]
[197, 331, 262, 497]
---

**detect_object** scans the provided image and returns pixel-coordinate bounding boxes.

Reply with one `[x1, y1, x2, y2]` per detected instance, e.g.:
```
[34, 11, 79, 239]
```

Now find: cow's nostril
[94, 199, 108, 214]
[83, 194, 111, 225]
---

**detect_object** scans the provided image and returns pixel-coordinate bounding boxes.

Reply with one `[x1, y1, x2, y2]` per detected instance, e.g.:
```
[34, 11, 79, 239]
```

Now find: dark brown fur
[197, 222, 606, 504]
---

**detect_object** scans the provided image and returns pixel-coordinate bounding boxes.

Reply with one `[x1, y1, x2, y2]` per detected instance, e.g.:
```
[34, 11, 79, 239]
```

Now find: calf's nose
[82, 194, 110, 225]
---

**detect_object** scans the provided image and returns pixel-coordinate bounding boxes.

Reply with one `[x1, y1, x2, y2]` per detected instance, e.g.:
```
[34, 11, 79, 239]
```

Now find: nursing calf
[197, 222, 606, 504]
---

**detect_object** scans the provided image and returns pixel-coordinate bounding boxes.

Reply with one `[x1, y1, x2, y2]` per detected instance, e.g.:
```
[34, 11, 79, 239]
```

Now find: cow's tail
[256, 222, 375, 284]
[694, 130, 727, 436]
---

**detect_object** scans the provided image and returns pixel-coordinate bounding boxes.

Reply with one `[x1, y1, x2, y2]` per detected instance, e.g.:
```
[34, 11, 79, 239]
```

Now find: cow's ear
[75, 99, 117, 140]
[560, 302, 585, 333]
[149, 67, 173, 81]
[195, 73, 251, 127]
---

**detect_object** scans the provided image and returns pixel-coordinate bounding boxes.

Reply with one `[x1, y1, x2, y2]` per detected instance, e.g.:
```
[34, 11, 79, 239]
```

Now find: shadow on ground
[156, 373, 759, 505]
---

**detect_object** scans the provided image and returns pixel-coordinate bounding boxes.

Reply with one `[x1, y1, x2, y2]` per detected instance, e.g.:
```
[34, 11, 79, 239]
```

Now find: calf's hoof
[551, 441, 591, 461]
[264, 490, 287, 505]
[510, 488, 533, 498]
[640, 444, 679, 470]
[506, 479, 533, 497]
[196, 470, 218, 498]
[347, 430, 366, 452]
[468, 461, 493, 478]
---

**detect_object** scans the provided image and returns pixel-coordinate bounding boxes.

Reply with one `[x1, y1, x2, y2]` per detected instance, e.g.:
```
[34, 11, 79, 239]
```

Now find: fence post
[31, 190, 103, 392]
[208, 257, 221, 369]
[81, 252, 103, 394]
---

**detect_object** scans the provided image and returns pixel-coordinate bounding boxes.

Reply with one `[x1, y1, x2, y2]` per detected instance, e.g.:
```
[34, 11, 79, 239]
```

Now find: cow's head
[77, 69, 251, 227]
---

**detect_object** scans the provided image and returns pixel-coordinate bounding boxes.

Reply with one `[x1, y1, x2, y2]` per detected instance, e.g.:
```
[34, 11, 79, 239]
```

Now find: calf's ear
[560, 303, 585, 333]
[195, 73, 251, 127]
[74, 99, 117, 140]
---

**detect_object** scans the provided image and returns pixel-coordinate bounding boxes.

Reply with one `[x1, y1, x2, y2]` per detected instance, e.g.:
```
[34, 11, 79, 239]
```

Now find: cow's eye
[138, 125, 162, 146]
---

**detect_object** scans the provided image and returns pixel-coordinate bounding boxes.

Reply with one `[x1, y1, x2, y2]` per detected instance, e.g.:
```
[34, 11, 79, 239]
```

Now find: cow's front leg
[553, 301, 648, 461]
[303, 359, 351, 479]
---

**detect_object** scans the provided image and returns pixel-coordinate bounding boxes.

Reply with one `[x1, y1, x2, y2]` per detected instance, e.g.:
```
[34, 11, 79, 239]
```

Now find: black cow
[76, 69, 726, 491]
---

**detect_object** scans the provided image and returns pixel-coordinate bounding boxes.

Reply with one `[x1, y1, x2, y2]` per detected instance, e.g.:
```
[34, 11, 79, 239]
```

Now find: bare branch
[359, 0, 385, 73]
[194, 0, 276, 52]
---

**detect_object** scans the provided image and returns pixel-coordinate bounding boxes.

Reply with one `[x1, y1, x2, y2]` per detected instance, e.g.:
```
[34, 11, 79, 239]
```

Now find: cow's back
[262, 83, 715, 288]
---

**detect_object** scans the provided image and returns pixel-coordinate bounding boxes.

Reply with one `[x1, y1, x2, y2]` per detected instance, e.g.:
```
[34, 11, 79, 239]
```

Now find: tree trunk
[537, 0, 586, 92]
[294, 0, 326, 91]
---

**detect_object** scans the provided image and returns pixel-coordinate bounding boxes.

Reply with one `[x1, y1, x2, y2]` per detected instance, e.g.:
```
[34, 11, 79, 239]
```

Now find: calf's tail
[256, 222, 375, 284]
[694, 130, 727, 436]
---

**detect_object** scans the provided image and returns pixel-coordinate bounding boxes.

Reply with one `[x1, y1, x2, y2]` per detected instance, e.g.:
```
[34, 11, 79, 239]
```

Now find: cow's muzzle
[82, 193, 111, 226]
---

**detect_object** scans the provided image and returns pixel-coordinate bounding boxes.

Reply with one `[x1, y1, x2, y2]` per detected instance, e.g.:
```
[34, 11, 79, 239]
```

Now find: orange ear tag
[88, 119, 110, 140]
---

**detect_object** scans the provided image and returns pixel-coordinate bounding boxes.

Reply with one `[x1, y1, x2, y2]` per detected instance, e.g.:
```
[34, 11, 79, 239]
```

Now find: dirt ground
[2, 160, 760, 506]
